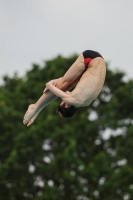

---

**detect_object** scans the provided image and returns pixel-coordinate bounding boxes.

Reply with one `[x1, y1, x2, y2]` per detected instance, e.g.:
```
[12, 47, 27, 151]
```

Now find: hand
[43, 78, 62, 93]
[43, 85, 49, 93]
[43, 81, 54, 93]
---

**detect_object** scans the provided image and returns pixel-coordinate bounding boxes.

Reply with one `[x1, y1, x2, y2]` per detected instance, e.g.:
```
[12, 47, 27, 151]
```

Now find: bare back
[70, 57, 106, 107]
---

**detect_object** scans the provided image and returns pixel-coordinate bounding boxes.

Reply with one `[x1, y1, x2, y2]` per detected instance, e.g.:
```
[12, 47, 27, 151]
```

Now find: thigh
[62, 54, 85, 83]
[55, 54, 86, 91]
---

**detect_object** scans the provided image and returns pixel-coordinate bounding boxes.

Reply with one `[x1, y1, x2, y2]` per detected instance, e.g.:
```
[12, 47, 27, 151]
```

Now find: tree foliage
[0, 54, 133, 200]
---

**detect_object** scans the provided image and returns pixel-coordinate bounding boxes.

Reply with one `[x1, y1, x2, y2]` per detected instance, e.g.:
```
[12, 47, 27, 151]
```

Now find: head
[56, 101, 78, 118]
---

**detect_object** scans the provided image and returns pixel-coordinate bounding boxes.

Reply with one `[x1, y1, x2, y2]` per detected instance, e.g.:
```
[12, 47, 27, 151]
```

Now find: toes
[23, 104, 39, 126]
[23, 119, 28, 125]
[23, 110, 34, 124]
[27, 119, 33, 127]
[23, 116, 28, 124]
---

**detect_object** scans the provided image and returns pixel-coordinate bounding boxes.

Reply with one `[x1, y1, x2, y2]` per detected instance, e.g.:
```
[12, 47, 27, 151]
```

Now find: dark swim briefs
[82, 50, 103, 69]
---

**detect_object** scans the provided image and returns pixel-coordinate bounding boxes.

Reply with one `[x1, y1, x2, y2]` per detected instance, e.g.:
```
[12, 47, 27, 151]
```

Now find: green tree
[0, 54, 133, 200]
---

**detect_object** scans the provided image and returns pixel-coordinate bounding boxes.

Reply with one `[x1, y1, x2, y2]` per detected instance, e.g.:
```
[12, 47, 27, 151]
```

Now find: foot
[23, 104, 40, 126]
[26, 109, 40, 127]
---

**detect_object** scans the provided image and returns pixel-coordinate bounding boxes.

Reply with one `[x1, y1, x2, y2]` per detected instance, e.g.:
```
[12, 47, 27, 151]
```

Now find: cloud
[0, 0, 133, 82]
[0, 2, 8, 33]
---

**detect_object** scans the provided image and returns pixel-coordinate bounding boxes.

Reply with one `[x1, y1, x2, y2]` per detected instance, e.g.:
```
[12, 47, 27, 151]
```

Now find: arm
[44, 54, 85, 93]
[43, 77, 62, 93]
[44, 69, 82, 92]
[44, 75, 81, 93]
[46, 82, 75, 104]
[46, 82, 69, 99]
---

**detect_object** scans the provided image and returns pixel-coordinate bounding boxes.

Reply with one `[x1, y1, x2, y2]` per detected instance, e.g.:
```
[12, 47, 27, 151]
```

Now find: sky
[0, 0, 133, 84]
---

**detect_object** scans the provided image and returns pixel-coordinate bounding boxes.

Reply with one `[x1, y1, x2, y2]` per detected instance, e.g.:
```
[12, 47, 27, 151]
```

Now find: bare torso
[68, 57, 106, 107]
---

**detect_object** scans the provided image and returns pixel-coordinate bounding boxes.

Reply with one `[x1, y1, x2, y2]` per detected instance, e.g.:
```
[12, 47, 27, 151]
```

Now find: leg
[23, 54, 86, 126]
[23, 91, 57, 126]
[57, 54, 86, 89]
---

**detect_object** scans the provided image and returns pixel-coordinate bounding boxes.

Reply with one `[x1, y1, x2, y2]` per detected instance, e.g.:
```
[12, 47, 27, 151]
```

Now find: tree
[0, 54, 133, 200]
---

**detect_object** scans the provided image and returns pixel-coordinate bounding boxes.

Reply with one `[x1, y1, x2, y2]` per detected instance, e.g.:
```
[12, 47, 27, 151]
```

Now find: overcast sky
[0, 0, 133, 83]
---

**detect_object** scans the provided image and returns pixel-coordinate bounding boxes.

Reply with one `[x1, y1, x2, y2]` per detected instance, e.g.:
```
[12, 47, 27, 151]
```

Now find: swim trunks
[82, 50, 103, 69]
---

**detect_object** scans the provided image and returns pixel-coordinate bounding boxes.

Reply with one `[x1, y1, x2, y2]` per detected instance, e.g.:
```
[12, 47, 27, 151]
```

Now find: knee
[55, 79, 69, 91]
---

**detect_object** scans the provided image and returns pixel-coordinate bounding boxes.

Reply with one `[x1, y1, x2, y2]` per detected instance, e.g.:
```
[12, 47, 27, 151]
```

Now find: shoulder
[62, 95, 77, 106]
